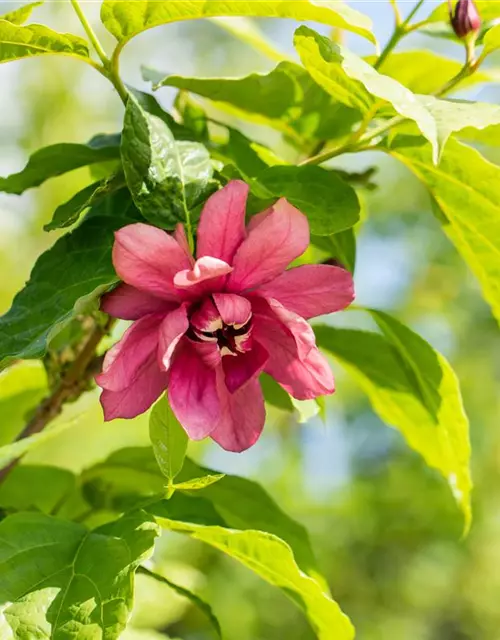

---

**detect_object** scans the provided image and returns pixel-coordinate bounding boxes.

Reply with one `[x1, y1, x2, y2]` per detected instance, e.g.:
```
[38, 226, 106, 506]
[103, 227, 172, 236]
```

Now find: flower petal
[222, 340, 269, 393]
[173, 256, 233, 289]
[252, 298, 334, 399]
[246, 206, 273, 233]
[168, 342, 221, 440]
[113, 223, 191, 301]
[158, 304, 190, 371]
[213, 293, 252, 326]
[227, 198, 309, 292]
[101, 283, 175, 320]
[96, 314, 162, 392]
[174, 223, 195, 266]
[254, 264, 354, 319]
[196, 180, 248, 263]
[190, 298, 222, 332]
[210, 374, 265, 452]
[100, 356, 168, 420]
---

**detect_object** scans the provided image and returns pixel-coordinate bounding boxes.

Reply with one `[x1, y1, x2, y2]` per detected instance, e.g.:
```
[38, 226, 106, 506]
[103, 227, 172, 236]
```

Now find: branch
[0, 317, 114, 483]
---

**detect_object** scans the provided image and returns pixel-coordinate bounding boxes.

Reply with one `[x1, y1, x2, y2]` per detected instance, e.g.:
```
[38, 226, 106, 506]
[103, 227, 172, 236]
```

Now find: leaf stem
[70, 0, 109, 68]
[374, 0, 426, 70]
[0, 317, 115, 484]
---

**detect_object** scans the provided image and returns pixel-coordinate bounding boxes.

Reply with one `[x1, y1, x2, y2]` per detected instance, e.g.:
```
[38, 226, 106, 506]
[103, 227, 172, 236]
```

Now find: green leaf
[1, 1, 43, 25]
[44, 172, 126, 231]
[0, 133, 120, 195]
[364, 50, 492, 94]
[315, 313, 472, 529]
[482, 23, 500, 58]
[0, 362, 47, 445]
[415, 95, 500, 152]
[121, 94, 213, 229]
[173, 474, 225, 491]
[150, 501, 354, 640]
[294, 26, 439, 161]
[101, 0, 376, 47]
[139, 566, 222, 638]
[175, 91, 209, 141]
[0, 510, 160, 639]
[252, 164, 360, 235]
[260, 372, 295, 412]
[0, 19, 89, 65]
[149, 394, 188, 483]
[0, 465, 75, 514]
[0, 190, 140, 367]
[311, 229, 356, 273]
[386, 135, 500, 325]
[428, 1, 500, 24]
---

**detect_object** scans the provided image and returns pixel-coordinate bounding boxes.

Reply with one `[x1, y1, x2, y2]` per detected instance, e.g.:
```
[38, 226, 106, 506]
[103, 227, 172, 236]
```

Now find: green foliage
[0, 510, 159, 639]
[101, 0, 376, 47]
[0, 190, 139, 366]
[121, 94, 213, 229]
[316, 310, 471, 527]
[0, 19, 89, 64]
[387, 136, 500, 325]
[149, 394, 188, 484]
[0, 1, 43, 25]
[481, 24, 500, 58]
[0, 134, 120, 195]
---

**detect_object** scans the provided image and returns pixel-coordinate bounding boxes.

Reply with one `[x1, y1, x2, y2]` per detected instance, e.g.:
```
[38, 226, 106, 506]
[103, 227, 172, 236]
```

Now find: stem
[109, 50, 129, 105]
[70, 0, 109, 67]
[374, 0, 426, 70]
[0, 318, 114, 484]
[389, 0, 403, 27]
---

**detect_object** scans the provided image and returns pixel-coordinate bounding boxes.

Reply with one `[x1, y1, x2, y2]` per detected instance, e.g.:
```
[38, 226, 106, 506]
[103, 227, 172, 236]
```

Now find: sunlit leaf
[209, 16, 287, 61]
[173, 474, 225, 491]
[150, 500, 354, 639]
[101, 0, 376, 48]
[0, 19, 89, 65]
[0, 510, 159, 639]
[0, 134, 120, 195]
[294, 26, 439, 161]
[0, 190, 139, 367]
[122, 94, 213, 229]
[481, 23, 500, 58]
[315, 312, 472, 529]
[1, 1, 43, 25]
[149, 394, 188, 483]
[387, 135, 500, 325]
[428, 1, 500, 24]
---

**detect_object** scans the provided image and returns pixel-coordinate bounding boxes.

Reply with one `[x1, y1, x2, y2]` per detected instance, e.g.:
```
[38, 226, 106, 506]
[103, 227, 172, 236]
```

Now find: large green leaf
[1, 1, 43, 25]
[0, 510, 160, 639]
[0, 19, 89, 65]
[0, 190, 139, 367]
[151, 503, 354, 639]
[0, 134, 120, 195]
[312, 229, 356, 273]
[101, 0, 376, 47]
[294, 26, 439, 160]
[364, 50, 492, 94]
[149, 394, 188, 484]
[315, 313, 471, 528]
[252, 165, 360, 235]
[386, 135, 500, 325]
[121, 94, 213, 229]
[481, 23, 500, 58]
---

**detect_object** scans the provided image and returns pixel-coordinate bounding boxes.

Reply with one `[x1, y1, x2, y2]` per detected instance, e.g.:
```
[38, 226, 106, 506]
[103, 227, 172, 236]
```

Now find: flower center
[188, 315, 253, 356]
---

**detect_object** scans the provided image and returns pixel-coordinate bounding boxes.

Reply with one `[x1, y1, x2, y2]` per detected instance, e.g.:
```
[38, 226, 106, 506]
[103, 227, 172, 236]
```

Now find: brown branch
[0, 317, 114, 484]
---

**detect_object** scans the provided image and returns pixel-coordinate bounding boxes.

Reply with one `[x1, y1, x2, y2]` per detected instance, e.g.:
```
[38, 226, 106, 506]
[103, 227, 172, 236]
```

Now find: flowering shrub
[0, 0, 497, 637]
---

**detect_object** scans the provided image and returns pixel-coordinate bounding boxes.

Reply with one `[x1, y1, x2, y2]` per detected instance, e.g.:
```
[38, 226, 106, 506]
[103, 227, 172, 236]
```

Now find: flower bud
[450, 0, 481, 39]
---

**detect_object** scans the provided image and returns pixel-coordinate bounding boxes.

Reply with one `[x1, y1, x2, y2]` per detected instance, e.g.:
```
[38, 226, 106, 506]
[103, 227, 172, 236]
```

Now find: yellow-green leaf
[1, 1, 43, 25]
[149, 394, 188, 483]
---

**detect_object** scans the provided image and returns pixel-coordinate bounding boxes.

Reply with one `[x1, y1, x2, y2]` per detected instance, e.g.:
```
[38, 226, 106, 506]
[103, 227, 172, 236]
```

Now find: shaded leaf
[149, 394, 188, 483]
[174, 91, 209, 141]
[173, 474, 225, 491]
[315, 313, 471, 528]
[0, 190, 139, 367]
[294, 26, 439, 160]
[0, 510, 159, 639]
[386, 135, 500, 324]
[312, 229, 356, 273]
[44, 172, 126, 231]
[0, 19, 89, 65]
[121, 94, 213, 229]
[101, 0, 376, 46]
[0, 133, 120, 195]
[1, 1, 43, 25]
[0, 465, 75, 514]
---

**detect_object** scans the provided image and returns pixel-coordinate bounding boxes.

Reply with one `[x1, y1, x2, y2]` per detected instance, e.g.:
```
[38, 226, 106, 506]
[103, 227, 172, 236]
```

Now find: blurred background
[1, 1, 500, 639]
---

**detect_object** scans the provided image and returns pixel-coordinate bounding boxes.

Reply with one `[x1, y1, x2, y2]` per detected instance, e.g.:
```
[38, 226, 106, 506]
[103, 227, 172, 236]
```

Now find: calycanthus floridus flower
[96, 181, 355, 452]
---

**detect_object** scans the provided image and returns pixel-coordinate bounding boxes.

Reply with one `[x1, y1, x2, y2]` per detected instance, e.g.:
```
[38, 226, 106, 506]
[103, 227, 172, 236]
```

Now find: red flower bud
[450, 0, 481, 39]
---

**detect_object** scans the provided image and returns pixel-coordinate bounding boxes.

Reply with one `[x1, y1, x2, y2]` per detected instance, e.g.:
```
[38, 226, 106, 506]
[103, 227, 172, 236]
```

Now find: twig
[0, 318, 113, 484]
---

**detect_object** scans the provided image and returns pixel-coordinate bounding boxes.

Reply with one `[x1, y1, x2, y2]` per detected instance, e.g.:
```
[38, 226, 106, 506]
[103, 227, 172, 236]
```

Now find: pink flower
[96, 181, 354, 452]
